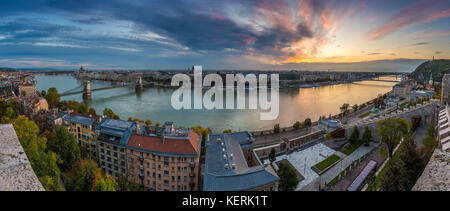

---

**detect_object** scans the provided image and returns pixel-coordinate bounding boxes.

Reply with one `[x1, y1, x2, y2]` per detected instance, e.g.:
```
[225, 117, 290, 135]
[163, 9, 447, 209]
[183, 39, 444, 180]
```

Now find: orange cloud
[365, 1, 450, 41]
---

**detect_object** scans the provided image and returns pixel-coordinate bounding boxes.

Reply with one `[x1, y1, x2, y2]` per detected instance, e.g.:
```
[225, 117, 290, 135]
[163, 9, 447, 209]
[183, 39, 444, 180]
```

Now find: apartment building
[126, 122, 201, 191]
[96, 119, 136, 179]
[63, 112, 102, 159]
[16, 82, 36, 97]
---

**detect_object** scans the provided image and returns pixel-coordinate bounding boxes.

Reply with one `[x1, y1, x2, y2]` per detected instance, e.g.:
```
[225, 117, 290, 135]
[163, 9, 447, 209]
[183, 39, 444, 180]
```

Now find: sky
[0, 0, 449, 72]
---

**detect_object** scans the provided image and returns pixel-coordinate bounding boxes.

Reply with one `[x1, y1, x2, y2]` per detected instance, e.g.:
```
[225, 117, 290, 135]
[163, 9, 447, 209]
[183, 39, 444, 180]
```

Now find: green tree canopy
[378, 118, 408, 159]
[349, 126, 360, 145]
[103, 108, 120, 119]
[303, 118, 312, 127]
[362, 127, 372, 145]
[278, 162, 299, 191]
[13, 115, 62, 191]
[92, 175, 119, 191]
[47, 126, 81, 172]
[65, 159, 102, 191]
[293, 121, 301, 130]
[45, 87, 60, 108]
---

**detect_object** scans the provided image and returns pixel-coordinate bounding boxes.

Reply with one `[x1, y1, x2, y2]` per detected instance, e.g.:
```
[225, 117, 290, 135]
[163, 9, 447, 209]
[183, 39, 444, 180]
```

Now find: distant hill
[409, 59, 450, 84]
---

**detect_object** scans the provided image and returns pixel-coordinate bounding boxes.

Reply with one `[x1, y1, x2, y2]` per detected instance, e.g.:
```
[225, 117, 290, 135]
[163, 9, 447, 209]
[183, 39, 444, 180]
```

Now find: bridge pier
[136, 76, 143, 90]
[83, 81, 92, 100]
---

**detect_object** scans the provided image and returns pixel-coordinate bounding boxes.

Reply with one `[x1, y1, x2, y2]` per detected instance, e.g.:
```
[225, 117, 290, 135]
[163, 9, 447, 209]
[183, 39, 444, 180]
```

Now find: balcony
[139, 157, 144, 161]
[140, 165, 144, 170]
[139, 173, 144, 178]
[190, 173, 195, 177]
[190, 161, 195, 168]
[91, 142, 96, 146]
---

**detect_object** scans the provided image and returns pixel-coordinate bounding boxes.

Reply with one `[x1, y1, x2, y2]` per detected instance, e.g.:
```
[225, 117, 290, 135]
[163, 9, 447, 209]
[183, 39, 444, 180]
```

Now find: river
[35, 74, 399, 133]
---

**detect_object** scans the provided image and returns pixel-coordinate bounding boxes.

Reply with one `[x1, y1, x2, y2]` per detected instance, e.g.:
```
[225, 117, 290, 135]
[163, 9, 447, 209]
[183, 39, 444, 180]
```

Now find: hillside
[409, 59, 450, 84]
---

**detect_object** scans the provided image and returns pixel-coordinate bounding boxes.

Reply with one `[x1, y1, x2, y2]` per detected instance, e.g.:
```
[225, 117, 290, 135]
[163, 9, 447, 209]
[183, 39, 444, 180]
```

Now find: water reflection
[35, 74, 398, 132]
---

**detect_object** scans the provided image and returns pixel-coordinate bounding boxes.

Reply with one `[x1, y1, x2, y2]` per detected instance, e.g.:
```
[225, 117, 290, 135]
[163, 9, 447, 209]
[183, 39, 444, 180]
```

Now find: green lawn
[341, 143, 362, 155]
[314, 154, 341, 172]
[359, 112, 371, 118]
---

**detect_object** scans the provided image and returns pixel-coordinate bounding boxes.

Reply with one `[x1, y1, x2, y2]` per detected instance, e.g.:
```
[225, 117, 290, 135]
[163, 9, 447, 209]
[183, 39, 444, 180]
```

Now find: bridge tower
[83, 81, 92, 100]
[136, 76, 143, 90]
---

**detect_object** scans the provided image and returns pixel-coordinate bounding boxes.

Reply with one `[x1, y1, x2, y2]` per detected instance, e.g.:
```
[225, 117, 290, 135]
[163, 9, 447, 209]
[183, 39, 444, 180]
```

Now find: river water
[35, 74, 398, 133]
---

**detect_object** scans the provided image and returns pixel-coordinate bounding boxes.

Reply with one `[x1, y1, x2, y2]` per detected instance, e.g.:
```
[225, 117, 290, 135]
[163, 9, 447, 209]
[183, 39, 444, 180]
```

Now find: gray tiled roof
[203, 132, 279, 191]
[63, 114, 94, 126]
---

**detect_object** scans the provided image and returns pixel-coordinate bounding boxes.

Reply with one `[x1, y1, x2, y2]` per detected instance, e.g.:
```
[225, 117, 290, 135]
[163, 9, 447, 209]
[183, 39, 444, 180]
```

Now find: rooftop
[96, 119, 136, 146]
[0, 124, 44, 191]
[63, 114, 95, 126]
[203, 132, 279, 191]
[127, 130, 201, 157]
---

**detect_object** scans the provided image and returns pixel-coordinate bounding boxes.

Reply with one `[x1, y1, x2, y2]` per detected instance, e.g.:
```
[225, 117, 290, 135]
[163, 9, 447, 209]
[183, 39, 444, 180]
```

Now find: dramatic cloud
[0, 0, 448, 70]
[365, 0, 450, 41]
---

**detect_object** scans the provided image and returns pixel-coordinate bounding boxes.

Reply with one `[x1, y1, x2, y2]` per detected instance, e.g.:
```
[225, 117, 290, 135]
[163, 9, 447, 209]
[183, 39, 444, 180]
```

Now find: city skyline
[0, 0, 449, 71]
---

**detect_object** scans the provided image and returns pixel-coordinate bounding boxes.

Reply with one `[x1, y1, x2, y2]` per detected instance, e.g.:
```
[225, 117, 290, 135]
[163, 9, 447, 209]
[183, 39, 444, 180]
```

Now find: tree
[352, 104, 359, 112]
[192, 125, 211, 156]
[380, 159, 409, 191]
[361, 127, 372, 146]
[88, 108, 97, 116]
[269, 148, 276, 163]
[65, 159, 102, 191]
[349, 126, 360, 145]
[273, 124, 280, 133]
[398, 134, 424, 189]
[145, 119, 152, 126]
[45, 87, 60, 108]
[222, 129, 233, 133]
[277, 162, 299, 191]
[340, 103, 350, 115]
[117, 176, 141, 191]
[293, 121, 301, 130]
[47, 126, 81, 172]
[378, 118, 408, 159]
[303, 118, 312, 127]
[103, 108, 120, 119]
[13, 115, 62, 191]
[0, 98, 19, 119]
[92, 175, 119, 191]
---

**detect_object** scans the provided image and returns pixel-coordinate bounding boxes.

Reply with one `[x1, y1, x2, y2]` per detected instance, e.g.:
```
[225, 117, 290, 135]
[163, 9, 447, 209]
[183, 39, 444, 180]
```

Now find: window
[147, 171, 150, 176]
[184, 176, 187, 182]
[164, 171, 169, 177]
[164, 180, 169, 186]
[146, 162, 149, 167]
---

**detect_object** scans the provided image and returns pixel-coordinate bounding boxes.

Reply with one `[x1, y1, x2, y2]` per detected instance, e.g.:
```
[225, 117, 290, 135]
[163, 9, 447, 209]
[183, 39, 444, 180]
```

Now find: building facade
[96, 119, 136, 179]
[17, 82, 36, 97]
[63, 112, 102, 159]
[442, 74, 450, 105]
[126, 122, 201, 191]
